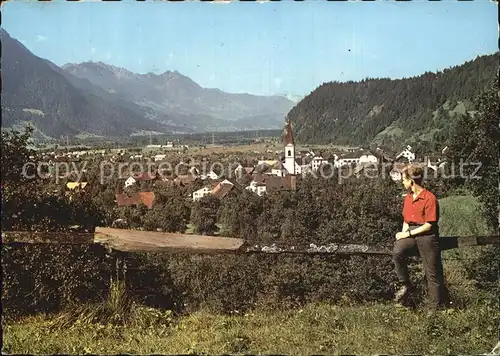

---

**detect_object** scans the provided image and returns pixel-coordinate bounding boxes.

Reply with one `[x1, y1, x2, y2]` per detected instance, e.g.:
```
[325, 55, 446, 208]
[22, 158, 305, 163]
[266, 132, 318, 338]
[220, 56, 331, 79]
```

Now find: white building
[154, 154, 167, 162]
[358, 153, 378, 165]
[271, 161, 288, 177]
[335, 152, 361, 168]
[207, 170, 218, 180]
[189, 166, 200, 176]
[311, 156, 329, 172]
[427, 157, 447, 172]
[246, 181, 267, 196]
[124, 176, 136, 188]
[192, 186, 212, 201]
[395, 145, 416, 163]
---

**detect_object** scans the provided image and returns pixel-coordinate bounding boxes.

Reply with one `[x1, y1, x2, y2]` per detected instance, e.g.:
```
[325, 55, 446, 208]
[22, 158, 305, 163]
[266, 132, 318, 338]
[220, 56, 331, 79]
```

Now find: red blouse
[402, 188, 439, 225]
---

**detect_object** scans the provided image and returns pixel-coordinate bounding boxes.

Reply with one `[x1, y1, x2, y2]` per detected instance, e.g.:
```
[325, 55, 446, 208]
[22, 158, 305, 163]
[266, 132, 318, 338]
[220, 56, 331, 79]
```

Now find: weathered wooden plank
[2, 231, 94, 244]
[245, 236, 499, 255]
[245, 243, 394, 255]
[93, 227, 246, 253]
[2, 229, 498, 255]
[440, 235, 499, 250]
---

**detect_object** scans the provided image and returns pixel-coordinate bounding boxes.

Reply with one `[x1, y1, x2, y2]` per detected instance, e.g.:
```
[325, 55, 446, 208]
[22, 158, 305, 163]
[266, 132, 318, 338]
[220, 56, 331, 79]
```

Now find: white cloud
[35, 35, 47, 42]
[104, 51, 112, 60]
[209, 74, 216, 81]
[91, 48, 96, 55]
[168, 52, 174, 59]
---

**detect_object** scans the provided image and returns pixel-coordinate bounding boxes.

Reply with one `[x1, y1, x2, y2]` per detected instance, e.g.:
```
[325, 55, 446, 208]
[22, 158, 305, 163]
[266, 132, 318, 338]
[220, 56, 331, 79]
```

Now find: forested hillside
[287, 53, 498, 148]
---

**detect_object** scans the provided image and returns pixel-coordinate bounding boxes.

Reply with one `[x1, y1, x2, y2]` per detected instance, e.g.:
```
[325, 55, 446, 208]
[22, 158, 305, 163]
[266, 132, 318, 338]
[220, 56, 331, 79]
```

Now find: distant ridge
[1, 29, 295, 138]
[287, 52, 498, 147]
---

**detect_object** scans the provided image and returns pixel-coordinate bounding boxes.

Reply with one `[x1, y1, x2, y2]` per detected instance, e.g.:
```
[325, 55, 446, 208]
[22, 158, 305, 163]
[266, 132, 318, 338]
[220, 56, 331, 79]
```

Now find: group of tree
[288, 53, 498, 147]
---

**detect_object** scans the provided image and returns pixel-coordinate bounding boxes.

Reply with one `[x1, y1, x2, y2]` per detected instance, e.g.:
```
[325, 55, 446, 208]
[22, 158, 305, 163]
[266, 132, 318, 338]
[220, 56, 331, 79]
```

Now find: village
[30, 120, 449, 211]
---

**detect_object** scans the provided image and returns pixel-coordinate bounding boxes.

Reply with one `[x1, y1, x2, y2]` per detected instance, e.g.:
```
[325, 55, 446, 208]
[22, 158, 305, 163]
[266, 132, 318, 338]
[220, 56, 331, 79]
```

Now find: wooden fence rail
[2, 227, 498, 255]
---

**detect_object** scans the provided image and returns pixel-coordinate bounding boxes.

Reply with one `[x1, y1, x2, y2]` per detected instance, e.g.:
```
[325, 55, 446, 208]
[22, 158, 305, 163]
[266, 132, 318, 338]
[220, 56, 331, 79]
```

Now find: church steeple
[283, 119, 294, 145]
[283, 119, 296, 175]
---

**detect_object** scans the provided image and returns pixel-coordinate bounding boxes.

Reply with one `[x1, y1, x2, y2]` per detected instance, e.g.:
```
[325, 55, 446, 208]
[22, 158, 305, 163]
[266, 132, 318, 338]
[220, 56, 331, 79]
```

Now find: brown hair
[401, 164, 424, 185]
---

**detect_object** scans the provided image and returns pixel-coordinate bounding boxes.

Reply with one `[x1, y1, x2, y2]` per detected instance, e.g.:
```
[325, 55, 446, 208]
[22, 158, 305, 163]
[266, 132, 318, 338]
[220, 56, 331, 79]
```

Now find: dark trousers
[393, 233, 447, 308]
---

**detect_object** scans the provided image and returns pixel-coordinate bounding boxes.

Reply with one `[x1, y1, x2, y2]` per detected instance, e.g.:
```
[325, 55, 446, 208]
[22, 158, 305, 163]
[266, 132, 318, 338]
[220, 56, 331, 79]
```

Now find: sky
[2, 0, 498, 97]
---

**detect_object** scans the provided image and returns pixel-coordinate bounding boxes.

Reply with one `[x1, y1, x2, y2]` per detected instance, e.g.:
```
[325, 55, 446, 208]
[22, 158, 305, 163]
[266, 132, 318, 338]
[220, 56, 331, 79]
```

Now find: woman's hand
[395, 231, 410, 240]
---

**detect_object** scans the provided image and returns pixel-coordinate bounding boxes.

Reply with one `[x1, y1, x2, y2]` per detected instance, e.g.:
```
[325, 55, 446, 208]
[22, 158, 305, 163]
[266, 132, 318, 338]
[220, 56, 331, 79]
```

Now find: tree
[219, 190, 263, 241]
[1, 126, 37, 190]
[446, 74, 499, 230]
[142, 197, 190, 233]
[190, 195, 221, 235]
[445, 74, 499, 295]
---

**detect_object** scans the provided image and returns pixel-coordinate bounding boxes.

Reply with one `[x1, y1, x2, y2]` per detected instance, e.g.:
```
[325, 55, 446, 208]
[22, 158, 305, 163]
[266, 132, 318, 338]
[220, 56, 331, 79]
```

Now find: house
[246, 174, 268, 196]
[427, 157, 447, 172]
[212, 180, 241, 199]
[354, 161, 380, 176]
[375, 146, 397, 162]
[395, 145, 416, 163]
[266, 175, 297, 193]
[124, 176, 137, 188]
[246, 174, 297, 196]
[296, 160, 313, 176]
[335, 151, 362, 167]
[192, 186, 213, 201]
[390, 163, 407, 181]
[358, 152, 379, 165]
[115, 192, 155, 209]
[390, 161, 432, 181]
[192, 179, 241, 201]
[311, 155, 329, 172]
[123, 172, 159, 188]
[66, 182, 88, 190]
[174, 175, 197, 186]
[298, 149, 314, 157]
[246, 181, 267, 196]
[257, 159, 278, 167]
[206, 170, 218, 180]
[189, 166, 200, 176]
[271, 161, 288, 177]
[145, 144, 162, 149]
[234, 164, 255, 177]
[154, 154, 167, 162]
[253, 163, 273, 176]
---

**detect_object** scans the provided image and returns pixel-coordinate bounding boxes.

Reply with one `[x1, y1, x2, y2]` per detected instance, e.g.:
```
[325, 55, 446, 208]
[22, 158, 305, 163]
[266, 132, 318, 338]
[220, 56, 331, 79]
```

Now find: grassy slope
[3, 195, 497, 355]
[438, 195, 493, 236]
[3, 302, 497, 355]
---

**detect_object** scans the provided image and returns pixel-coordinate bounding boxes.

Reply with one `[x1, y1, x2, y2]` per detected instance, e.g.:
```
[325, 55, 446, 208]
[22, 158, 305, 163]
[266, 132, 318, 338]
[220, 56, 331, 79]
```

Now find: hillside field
[2, 195, 497, 355]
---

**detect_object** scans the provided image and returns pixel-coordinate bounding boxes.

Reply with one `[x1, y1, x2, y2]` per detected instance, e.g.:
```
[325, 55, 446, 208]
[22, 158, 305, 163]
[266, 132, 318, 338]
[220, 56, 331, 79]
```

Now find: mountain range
[1, 29, 295, 139]
[287, 53, 498, 148]
[2, 27, 497, 147]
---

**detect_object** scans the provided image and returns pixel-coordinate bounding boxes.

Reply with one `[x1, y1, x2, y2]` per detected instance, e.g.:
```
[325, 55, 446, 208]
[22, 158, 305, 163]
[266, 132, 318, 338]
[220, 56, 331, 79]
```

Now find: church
[283, 119, 297, 175]
[272, 119, 309, 176]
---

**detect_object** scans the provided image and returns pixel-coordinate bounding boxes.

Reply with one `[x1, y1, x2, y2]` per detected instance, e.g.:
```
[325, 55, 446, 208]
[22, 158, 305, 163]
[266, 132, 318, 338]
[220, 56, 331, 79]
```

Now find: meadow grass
[3, 301, 497, 355]
[438, 195, 493, 237]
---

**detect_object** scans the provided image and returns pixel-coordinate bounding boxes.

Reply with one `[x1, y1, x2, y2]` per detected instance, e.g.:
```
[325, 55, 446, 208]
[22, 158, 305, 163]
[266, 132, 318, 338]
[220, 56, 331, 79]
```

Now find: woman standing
[393, 164, 447, 309]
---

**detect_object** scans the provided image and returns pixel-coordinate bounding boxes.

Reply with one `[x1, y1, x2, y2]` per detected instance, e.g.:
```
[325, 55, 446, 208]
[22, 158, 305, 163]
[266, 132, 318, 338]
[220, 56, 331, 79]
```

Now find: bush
[2, 244, 112, 317]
